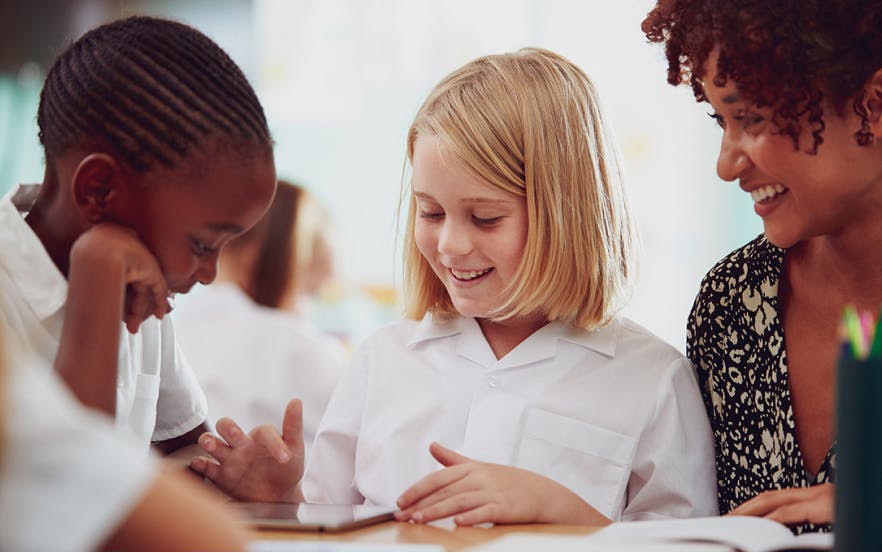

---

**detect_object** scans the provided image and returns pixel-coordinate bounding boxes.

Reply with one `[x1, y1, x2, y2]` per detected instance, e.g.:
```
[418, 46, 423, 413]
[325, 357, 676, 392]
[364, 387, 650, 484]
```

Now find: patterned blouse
[687, 235, 834, 532]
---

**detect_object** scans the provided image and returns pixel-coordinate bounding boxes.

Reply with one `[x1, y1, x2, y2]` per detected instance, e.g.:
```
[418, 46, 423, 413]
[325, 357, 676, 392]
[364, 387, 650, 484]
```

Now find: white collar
[0, 184, 68, 320]
[407, 313, 619, 369]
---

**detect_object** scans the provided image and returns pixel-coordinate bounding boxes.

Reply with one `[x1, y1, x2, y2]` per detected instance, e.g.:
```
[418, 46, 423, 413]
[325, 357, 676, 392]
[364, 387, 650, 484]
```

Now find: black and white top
[687, 235, 834, 532]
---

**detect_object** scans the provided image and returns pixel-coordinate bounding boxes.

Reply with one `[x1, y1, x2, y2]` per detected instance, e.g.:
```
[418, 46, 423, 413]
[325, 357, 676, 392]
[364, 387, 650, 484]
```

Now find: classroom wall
[0, 0, 762, 352]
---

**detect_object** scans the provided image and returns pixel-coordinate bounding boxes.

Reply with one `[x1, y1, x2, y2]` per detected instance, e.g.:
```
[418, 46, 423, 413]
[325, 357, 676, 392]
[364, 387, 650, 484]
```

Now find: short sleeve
[0, 356, 157, 551]
[152, 315, 208, 442]
[622, 356, 719, 520]
[301, 342, 368, 504]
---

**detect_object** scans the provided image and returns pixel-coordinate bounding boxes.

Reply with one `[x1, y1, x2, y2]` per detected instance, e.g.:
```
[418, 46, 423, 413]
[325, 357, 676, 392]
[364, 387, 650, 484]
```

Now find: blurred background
[0, 0, 761, 353]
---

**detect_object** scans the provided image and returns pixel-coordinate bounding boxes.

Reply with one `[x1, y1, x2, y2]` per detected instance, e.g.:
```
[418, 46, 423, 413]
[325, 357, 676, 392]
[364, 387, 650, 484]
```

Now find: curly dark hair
[642, 0, 882, 152]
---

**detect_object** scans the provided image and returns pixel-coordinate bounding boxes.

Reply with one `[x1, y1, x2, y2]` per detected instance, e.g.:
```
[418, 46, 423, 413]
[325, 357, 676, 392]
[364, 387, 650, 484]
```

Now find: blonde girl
[193, 48, 717, 526]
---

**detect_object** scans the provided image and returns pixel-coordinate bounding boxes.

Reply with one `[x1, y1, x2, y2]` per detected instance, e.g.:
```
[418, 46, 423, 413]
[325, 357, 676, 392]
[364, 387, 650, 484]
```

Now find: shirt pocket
[127, 373, 160, 447]
[516, 408, 636, 519]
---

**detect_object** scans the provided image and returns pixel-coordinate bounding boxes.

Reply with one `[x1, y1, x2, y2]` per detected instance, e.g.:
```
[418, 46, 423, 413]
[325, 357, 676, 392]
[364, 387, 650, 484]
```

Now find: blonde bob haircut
[402, 47, 638, 331]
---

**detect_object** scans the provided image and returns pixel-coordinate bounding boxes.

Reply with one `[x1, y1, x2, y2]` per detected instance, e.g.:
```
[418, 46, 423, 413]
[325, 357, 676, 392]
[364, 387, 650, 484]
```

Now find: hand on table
[727, 483, 834, 526]
[395, 442, 609, 527]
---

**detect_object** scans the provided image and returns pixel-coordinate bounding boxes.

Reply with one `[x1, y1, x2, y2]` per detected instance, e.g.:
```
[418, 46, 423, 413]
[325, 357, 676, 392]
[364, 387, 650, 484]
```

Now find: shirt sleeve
[622, 356, 719, 520]
[300, 341, 368, 504]
[0, 357, 157, 551]
[152, 315, 208, 442]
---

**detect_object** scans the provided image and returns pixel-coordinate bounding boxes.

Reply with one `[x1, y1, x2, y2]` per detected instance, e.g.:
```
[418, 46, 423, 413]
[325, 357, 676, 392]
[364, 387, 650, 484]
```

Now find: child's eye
[472, 215, 502, 227]
[418, 210, 444, 220]
[190, 238, 216, 257]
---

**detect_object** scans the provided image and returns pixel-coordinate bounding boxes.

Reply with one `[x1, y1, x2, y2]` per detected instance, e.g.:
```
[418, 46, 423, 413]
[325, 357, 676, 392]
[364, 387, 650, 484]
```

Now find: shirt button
[487, 376, 499, 388]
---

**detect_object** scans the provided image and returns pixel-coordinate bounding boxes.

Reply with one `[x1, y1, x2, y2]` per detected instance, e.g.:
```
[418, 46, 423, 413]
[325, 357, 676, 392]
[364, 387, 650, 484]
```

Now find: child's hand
[395, 442, 610, 526]
[190, 399, 305, 503]
[71, 222, 170, 333]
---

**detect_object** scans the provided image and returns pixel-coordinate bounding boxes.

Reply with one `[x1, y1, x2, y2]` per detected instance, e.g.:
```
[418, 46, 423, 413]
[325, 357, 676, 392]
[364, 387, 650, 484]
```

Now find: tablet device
[236, 502, 396, 532]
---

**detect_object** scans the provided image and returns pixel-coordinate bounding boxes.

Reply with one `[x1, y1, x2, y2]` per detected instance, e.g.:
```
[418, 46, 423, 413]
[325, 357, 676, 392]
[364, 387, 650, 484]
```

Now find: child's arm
[55, 223, 170, 415]
[190, 399, 305, 503]
[100, 465, 249, 551]
[153, 421, 210, 456]
[395, 443, 612, 526]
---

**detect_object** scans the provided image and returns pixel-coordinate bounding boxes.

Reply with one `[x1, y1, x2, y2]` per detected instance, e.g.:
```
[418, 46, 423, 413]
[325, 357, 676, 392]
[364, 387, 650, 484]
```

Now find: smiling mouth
[449, 268, 493, 281]
[750, 184, 788, 203]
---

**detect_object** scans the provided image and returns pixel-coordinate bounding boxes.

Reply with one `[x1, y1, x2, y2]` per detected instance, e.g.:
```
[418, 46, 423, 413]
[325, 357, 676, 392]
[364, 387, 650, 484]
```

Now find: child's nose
[437, 221, 473, 257]
[195, 253, 219, 285]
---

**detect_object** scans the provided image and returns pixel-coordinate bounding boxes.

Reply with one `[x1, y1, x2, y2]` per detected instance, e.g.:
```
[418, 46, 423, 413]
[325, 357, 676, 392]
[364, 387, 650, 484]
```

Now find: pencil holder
[835, 352, 882, 551]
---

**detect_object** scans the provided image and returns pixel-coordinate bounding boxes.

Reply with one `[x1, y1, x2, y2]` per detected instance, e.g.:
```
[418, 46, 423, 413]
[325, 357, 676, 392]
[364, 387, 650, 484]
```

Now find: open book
[591, 516, 833, 551]
[477, 516, 833, 551]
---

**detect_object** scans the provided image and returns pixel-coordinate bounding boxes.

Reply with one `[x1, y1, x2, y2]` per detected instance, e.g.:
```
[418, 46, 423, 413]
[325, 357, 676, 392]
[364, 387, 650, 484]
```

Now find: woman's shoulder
[700, 234, 784, 290]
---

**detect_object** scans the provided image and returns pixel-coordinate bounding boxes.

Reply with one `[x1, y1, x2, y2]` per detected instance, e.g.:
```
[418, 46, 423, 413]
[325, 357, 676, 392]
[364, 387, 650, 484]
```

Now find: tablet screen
[236, 502, 396, 532]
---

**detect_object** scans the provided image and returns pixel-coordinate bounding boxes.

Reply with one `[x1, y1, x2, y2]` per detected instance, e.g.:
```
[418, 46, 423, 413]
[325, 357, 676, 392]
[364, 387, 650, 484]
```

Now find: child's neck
[476, 315, 549, 360]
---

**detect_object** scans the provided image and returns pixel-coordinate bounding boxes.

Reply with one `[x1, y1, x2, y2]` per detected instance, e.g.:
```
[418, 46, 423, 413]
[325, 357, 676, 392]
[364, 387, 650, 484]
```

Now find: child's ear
[71, 153, 125, 224]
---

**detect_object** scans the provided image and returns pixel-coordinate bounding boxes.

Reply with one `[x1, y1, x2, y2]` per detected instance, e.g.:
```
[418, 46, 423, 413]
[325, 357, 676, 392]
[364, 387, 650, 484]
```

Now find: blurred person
[175, 180, 347, 451]
[0, 322, 249, 551]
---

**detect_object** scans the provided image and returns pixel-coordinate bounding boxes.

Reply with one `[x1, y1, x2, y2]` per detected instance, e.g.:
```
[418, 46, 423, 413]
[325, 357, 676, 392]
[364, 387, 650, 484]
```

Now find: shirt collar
[407, 313, 620, 369]
[0, 184, 68, 320]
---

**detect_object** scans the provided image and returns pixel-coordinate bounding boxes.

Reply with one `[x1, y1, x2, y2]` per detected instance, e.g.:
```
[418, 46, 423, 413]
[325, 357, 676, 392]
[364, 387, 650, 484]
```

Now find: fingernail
[413, 512, 423, 522]
[278, 451, 290, 463]
[199, 436, 215, 452]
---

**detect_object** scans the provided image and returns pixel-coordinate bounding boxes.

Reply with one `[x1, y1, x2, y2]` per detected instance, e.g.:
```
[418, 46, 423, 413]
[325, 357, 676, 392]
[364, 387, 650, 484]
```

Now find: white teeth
[750, 184, 787, 203]
[451, 268, 490, 280]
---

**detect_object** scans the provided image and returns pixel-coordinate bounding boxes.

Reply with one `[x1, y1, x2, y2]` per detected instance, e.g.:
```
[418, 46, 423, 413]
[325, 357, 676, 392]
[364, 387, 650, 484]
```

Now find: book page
[590, 516, 833, 551]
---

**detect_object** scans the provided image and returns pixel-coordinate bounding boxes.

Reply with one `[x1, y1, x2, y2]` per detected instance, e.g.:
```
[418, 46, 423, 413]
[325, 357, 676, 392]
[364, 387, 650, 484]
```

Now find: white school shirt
[302, 314, 718, 521]
[0, 185, 208, 450]
[174, 282, 346, 450]
[0, 353, 157, 551]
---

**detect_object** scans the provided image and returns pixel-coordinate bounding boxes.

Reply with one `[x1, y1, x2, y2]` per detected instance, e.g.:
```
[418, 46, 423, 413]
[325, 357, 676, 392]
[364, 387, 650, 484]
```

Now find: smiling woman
[643, 0, 882, 532]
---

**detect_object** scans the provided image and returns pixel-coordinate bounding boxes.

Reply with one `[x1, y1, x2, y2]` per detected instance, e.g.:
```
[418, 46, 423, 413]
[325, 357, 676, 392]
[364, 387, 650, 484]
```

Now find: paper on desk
[250, 540, 443, 552]
[475, 517, 833, 552]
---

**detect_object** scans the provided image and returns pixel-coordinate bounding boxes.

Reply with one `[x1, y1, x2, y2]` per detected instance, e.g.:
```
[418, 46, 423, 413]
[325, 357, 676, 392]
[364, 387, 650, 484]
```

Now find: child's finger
[189, 456, 222, 482]
[429, 442, 471, 467]
[152, 283, 169, 319]
[398, 474, 472, 521]
[214, 417, 251, 449]
[397, 465, 467, 509]
[407, 490, 485, 524]
[198, 433, 234, 463]
[251, 425, 292, 463]
[125, 283, 148, 328]
[281, 398, 304, 450]
[453, 504, 498, 527]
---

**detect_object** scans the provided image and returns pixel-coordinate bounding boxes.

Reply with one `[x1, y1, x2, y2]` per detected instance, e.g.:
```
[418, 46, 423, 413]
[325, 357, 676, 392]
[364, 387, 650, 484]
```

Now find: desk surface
[253, 520, 602, 551]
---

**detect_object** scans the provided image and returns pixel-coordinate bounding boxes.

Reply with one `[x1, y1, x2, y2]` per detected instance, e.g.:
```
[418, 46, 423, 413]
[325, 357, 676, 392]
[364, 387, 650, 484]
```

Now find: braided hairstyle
[37, 15, 272, 173]
[642, 0, 882, 152]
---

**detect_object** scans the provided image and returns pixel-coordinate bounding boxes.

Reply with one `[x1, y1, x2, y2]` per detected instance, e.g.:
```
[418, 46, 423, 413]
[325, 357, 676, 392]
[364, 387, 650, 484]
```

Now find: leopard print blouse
[687, 235, 834, 532]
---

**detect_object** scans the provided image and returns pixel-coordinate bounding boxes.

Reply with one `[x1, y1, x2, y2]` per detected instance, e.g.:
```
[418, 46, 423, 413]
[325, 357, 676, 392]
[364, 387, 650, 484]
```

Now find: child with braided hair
[0, 15, 276, 454]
